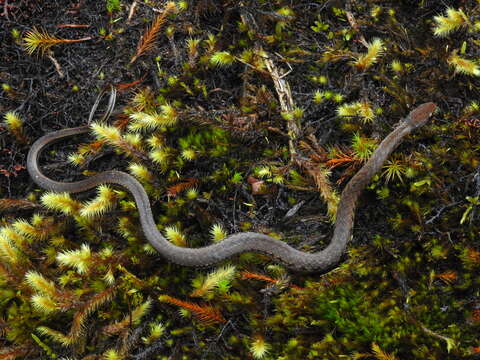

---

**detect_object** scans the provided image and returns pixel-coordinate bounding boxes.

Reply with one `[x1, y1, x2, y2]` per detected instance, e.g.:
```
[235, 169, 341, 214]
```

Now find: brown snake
[27, 101, 436, 272]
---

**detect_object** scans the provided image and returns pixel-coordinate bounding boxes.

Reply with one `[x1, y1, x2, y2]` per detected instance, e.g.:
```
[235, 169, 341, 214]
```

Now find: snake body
[27, 103, 435, 272]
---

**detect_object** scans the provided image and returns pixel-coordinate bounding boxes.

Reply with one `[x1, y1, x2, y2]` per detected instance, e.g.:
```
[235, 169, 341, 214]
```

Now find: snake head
[408, 102, 436, 129]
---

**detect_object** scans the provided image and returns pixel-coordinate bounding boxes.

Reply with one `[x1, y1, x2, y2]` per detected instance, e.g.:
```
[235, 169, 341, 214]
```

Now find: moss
[0, 0, 479, 358]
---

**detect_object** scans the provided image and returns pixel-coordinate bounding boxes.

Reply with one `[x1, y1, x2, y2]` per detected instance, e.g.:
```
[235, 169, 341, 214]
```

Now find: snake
[27, 97, 436, 272]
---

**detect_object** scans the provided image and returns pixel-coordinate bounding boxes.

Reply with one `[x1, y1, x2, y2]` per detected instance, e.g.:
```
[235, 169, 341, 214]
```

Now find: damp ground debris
[0, 1, 479, 359]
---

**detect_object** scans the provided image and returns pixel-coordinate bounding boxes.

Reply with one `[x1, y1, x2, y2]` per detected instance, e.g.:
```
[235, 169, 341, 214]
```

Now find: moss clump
[0, 0, 479, 358]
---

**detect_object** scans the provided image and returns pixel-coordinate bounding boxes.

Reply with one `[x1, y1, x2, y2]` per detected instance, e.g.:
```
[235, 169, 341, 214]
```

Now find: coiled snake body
[27, 103, 435, 272]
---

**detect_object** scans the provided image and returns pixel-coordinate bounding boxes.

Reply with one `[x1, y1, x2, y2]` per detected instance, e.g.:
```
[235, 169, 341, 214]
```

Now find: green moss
[1, 0, 479, 358]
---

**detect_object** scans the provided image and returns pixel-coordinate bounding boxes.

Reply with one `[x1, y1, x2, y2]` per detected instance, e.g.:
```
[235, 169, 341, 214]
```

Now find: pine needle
[130, 2, 176, 64]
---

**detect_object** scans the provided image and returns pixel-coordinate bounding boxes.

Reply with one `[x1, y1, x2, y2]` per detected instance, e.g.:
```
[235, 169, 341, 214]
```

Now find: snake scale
[27, 102, 436, 272]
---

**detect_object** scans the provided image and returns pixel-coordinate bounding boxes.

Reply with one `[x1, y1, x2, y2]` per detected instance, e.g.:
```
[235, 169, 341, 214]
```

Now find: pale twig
[57, 24, 90, 28]
[47, 50, 64, 78]
[2, 0, 10, 20]
[263, 52, 299, 160]
[345, 11, 368, 47]
[127, 0, 138, 24]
